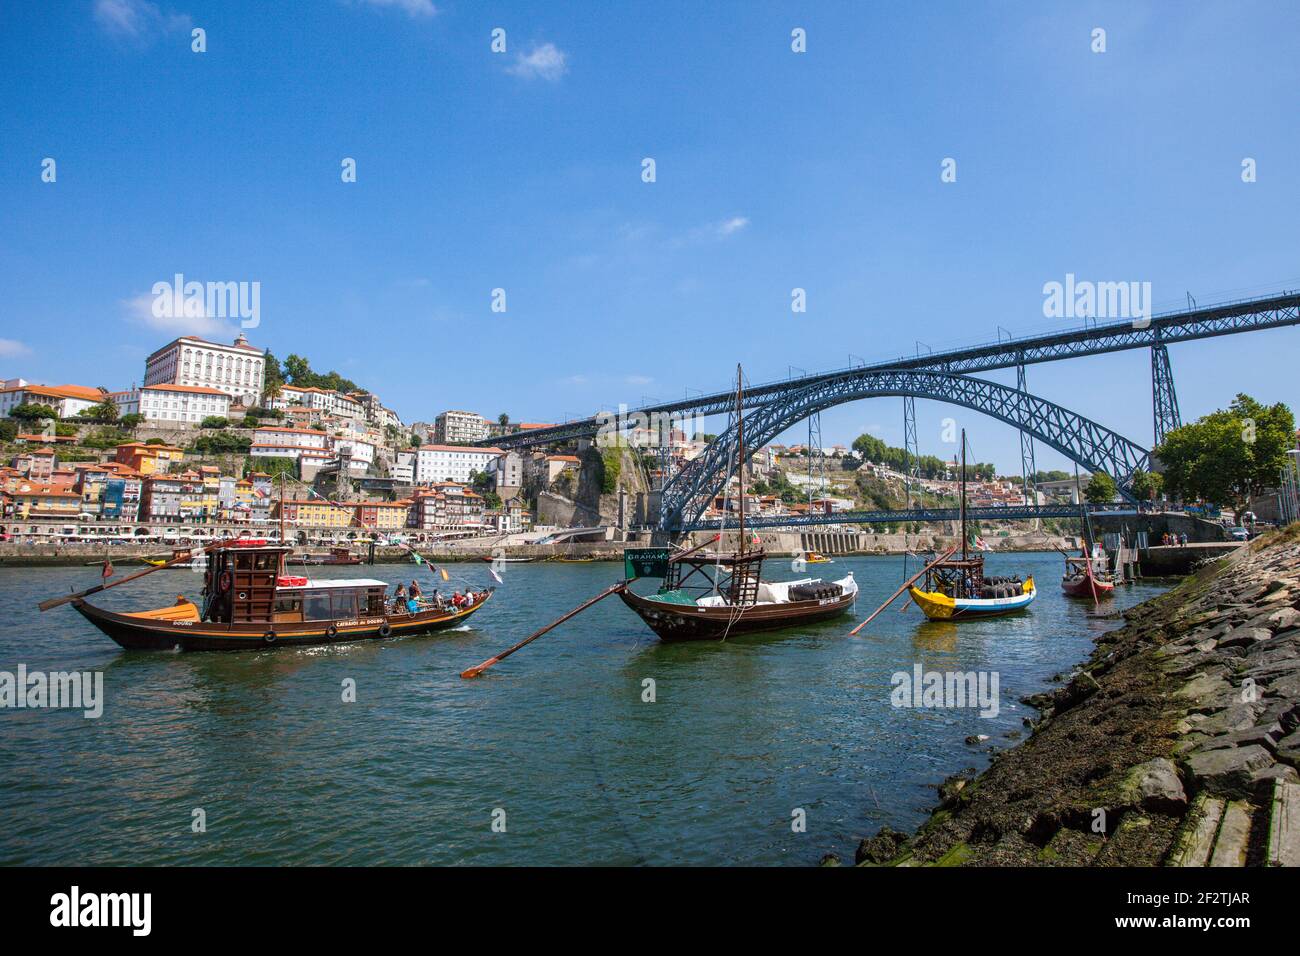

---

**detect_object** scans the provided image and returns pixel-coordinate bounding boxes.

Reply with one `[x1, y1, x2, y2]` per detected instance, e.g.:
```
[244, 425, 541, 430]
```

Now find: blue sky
[2, 0, 1298, 473]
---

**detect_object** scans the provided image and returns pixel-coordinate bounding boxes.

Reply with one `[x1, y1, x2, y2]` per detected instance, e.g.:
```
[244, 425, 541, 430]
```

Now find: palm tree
[264, 379, 284, 407]
[498, 412, 510, 427]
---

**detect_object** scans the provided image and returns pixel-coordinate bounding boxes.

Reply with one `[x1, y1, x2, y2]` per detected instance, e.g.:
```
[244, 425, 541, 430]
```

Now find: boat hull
[1061, 576, 1115, 598]
[618, 587, 855, 641]
[908, 577, 1037, 621]
[71, 593, 491, 652]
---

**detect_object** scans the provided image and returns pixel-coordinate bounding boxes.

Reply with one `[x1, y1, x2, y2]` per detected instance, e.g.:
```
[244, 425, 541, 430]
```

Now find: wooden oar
[848, 545, 957, 636]
[459, 533, 720, 679]
[461, 580, 629, 678]
[38, 537, 231, 612]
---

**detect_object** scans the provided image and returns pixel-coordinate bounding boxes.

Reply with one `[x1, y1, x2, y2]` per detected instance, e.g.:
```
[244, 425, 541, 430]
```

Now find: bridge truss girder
[658, 369, 1151, 532]
[482, 291, 1300, 452]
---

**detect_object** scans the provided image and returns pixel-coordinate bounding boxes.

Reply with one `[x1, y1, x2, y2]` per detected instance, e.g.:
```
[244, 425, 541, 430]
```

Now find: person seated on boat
[406, 596, 420, 614]
[392, 582, 407, 612]
[451, 591, 465, 609]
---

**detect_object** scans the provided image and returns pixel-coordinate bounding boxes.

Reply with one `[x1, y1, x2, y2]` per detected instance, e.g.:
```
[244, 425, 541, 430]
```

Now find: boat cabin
[271, 579, 390, 625]
[201, 541, 388, 626]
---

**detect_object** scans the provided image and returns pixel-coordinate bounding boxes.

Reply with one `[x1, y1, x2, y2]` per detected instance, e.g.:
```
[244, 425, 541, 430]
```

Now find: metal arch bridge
[656, 369, 1151, 532]
[480, 290, 1300, 450]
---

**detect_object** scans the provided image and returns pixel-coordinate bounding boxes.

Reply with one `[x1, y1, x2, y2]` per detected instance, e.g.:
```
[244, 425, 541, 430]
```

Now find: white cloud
[94, 0, 191, 40]
[121, 292, 237, 339]
[0, 338, 31, 358]
[352, 0, 438, 18]
[714, 216, 750, 237]
[560, 374, 588, 386]
[507, 43, 568, 82]
[625, 375, 654, 386]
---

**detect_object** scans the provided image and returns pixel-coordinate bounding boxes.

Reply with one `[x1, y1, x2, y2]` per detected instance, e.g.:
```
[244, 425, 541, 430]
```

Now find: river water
[0, 552, 1166, 866]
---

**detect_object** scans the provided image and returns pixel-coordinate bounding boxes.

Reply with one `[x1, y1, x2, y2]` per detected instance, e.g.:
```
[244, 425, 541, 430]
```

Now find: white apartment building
[0, 383, 106, 419]
[494, 450, 523, 490]
[332, 438, 376, 477]
[434, 410, 490, 445]
[144, 332, 266, 407]
[268, 385, 362, 419]
[112, 384, 232, 424]
[391, 451, 416, 484]
[414, 444, 501, 485]
[249, 427, 332, 465]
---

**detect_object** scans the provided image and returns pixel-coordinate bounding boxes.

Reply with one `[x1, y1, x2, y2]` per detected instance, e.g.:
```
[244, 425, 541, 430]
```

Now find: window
[303, 591, 332, 621]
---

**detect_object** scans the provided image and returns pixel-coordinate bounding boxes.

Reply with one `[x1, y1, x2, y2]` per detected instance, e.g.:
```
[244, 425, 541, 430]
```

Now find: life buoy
[262, 631, 277, 644]
[218, 570, 233, 593]
[378, 621, 392, 638]
[325, 624, 339, 639]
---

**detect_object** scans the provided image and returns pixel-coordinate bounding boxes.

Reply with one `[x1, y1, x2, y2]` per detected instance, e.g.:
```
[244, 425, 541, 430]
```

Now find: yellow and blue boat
[907, 428, 1036, 621]
[909, 573, 1036, 620]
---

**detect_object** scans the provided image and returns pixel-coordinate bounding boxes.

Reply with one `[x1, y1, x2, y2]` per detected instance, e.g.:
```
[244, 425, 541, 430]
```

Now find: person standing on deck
[392, 582, 407, 612]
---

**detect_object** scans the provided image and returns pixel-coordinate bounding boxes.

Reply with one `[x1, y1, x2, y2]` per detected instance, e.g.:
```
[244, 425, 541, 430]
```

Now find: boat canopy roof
[278, 578, 390, 590]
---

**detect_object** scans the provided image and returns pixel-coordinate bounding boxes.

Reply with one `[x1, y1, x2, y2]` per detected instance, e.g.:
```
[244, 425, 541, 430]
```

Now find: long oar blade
[461, 580, 628, 678]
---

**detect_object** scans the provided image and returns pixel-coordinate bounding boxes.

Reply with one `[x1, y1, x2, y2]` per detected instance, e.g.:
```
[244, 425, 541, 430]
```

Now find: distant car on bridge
[1228, 526, 1250, 541]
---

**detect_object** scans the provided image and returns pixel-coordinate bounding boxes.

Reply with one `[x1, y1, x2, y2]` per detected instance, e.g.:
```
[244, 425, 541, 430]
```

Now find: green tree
[201, 416, 229, 429]
[9, 402, 58, 422]
[498, 412, 510, 427]
[263, 352, 285, 396]
[1129, 469, 1163, 502]
[118, 413, 143, 430]
[1084, 472, 1118, 504]
[1155, 394, 1295, 514]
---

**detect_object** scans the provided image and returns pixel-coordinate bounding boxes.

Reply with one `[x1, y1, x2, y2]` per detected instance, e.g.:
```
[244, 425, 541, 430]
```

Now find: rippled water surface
[0, 553, 1167, 865]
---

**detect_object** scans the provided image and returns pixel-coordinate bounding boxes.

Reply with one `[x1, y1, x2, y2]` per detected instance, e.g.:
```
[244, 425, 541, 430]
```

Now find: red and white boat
[1061, 544, 1115, 599]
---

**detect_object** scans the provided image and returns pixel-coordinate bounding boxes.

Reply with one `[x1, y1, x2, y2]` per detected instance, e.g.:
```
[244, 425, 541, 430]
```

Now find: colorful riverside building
[407, 482, 485, 532]
[0, 483, 83, 520]
[273, 498, 409, 531]
[115, 442, 185, 475]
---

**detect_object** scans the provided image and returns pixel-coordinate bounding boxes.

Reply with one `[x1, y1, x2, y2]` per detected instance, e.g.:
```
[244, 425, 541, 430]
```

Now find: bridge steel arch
[658, 369, 1151, 532]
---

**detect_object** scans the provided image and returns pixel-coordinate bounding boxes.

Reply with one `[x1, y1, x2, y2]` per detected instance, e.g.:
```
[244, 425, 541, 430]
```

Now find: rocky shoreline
[848, 525, 1300, 867]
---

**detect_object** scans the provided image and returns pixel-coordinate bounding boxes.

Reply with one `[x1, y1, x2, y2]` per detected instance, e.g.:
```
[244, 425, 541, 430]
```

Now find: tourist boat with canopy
[58, 539, 492, 651]
[39, 477, 494, 652]
[907, 430, 1036, 620]
[617, 365, 859, 641]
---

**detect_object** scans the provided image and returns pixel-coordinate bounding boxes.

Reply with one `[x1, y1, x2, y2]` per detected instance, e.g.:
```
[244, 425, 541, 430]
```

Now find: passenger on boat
[392, 582, 407, 612]
[451, 591, 465, 608]
[410, 580, 422, 601]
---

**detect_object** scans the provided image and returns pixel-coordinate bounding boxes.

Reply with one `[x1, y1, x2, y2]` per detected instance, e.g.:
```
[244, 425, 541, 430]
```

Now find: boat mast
[278, 472, 286, 550]
[736, 363, 746, 554]
[960, 428, 967, 561]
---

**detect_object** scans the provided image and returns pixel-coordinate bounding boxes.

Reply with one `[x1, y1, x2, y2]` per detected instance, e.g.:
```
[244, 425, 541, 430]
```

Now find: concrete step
[1167, 793, 1224, 866]
[1209, 800, 1253, 866]
[1267, 780, 1300, 867]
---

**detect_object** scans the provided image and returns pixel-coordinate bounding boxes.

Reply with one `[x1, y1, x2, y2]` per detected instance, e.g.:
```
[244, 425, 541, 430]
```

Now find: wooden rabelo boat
[1061, 544, 1116, 599]
[618, 366, 858, 642]
[67, 539, 492, 652]
[907, 430, 1036, 620]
